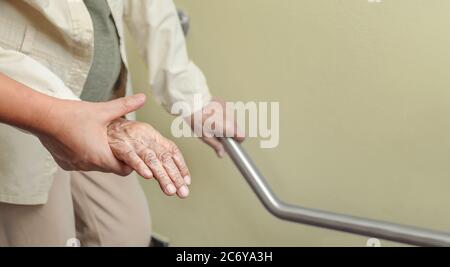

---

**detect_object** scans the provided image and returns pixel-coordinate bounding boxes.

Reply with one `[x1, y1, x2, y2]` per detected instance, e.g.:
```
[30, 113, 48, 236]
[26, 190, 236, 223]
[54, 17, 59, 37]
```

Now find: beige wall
[126, 0, 450, 246]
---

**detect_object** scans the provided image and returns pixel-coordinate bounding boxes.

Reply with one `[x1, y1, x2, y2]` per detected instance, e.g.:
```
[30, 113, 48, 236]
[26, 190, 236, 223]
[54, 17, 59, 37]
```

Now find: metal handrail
[220, 138, 450, 247]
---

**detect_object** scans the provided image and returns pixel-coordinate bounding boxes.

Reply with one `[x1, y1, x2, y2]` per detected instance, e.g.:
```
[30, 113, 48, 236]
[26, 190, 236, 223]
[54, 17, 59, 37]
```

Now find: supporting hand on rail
[186, 97, 246, 158]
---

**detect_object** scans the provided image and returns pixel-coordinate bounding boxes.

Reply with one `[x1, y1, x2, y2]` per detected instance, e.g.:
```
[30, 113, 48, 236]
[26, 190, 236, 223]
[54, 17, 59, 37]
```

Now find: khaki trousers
[0, 168, 152, 247]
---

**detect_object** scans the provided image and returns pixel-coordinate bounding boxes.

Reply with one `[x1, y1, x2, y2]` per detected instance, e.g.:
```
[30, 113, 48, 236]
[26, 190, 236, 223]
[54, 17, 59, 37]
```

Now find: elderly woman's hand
[107, 118, 191, 198]
[187, 97, 246, 158]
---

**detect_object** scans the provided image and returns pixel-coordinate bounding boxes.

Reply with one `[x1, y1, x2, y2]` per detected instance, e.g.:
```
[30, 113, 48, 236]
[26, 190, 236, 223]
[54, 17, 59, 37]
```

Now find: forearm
[0, 72, 60, 136]
[123, 0, 211, 115]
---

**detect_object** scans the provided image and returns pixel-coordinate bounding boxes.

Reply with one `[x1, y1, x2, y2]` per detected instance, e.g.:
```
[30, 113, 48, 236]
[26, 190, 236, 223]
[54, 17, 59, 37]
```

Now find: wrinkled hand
[38, 94, 147, 175]
[187, 97, 245, 158]
[107, 118, 191, 198]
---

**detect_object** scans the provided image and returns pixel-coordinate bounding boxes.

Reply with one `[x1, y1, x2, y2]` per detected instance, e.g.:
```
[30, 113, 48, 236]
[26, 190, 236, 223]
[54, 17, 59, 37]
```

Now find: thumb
[101, 94, 146, 121]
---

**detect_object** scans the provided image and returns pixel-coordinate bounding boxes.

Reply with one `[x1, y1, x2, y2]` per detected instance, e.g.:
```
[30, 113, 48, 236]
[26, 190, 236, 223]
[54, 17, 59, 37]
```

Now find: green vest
[81, 0, 122, 102]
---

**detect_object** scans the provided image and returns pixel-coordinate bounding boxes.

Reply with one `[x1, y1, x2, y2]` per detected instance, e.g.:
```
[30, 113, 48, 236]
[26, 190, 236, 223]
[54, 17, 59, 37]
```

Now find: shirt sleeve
[0, 47, 80, 101]
[123, 0, 212, 115]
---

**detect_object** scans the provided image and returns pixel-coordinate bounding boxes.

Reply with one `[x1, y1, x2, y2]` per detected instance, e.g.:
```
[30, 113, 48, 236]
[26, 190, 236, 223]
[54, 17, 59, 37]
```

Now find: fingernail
[143, 169, 152, 179]
[184, 175, 191, 185]
[166, 184, 177, 195]
[218, 151, 225, 158]
[131, 94, 146, 105]
[135, 93, 146, 102]
[178, 185, 190, 198]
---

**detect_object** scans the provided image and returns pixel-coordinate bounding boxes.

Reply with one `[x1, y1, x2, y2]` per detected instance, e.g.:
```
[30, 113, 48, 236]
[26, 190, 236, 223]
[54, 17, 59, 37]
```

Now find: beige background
[125, 0, 450, 246]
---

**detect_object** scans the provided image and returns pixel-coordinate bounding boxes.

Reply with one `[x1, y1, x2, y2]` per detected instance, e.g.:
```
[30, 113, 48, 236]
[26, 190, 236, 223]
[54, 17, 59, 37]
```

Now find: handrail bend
[220, 138, 450, 247]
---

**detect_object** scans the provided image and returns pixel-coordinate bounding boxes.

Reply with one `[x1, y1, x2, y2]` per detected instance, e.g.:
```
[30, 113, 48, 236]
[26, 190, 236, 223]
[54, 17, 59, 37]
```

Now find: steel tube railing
[220, 138, 450, 247]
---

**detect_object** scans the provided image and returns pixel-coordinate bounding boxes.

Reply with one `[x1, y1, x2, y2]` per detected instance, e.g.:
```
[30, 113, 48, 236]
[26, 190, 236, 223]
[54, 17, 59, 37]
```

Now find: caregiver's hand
[107, 118, 191, 198]
[38, 94, 147, 176]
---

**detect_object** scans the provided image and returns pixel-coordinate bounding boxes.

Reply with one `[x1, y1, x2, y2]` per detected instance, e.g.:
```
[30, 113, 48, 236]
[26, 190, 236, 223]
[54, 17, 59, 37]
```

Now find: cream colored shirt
[0, 0, 212, 205]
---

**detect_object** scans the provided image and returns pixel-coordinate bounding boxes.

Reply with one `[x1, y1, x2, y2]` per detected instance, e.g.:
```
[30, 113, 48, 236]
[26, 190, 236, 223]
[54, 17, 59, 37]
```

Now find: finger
[233, 124, 246, 143]
[106, 143, 139, 176]
[101, 94, 147, 121]
[119, 150, 153, 180]
[139, 148, 177, 196]
[160, 152, 189, 199]
[171, 146, 191, 185]
[227, 125, 245, 143]
[54, 158, 74, 172]
[213, 98, 244, 143]
[120, 164, 134, 176]
[224, 119, 245, 143]
[104, 157, 133, 176]
[202, 137, 226, 158]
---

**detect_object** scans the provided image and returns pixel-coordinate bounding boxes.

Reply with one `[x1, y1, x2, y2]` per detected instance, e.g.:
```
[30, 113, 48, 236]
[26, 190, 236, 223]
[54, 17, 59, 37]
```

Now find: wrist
[29, 97, 69, 138]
